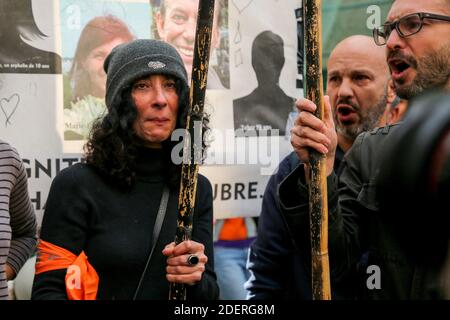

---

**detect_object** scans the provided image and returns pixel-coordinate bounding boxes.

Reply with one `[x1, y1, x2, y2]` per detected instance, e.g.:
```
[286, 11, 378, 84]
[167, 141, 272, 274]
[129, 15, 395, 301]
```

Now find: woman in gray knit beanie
[32, 39, 218, 300]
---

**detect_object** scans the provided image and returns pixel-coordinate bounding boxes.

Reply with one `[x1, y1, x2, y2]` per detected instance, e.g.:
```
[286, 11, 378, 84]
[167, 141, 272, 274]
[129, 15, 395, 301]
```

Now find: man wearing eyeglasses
[373, 6, 450, 100]
[280, 0, 450, 299]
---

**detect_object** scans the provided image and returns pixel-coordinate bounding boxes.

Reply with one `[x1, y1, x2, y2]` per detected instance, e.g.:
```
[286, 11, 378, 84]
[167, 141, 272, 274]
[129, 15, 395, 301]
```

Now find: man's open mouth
[337, 105, 354, 116]
[389, 59, 411, 79]
[336, 104, 357, 123]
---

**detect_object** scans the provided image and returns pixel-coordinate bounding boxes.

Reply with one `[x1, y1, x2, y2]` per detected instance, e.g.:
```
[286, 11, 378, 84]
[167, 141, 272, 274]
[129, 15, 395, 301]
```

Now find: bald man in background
[246, 35, 392, 300]
[327, 35, 392, 152]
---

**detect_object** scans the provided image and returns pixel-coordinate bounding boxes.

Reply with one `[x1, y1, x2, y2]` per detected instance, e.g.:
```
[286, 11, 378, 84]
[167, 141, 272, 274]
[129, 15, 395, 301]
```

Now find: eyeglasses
[373, 12, 450, 46]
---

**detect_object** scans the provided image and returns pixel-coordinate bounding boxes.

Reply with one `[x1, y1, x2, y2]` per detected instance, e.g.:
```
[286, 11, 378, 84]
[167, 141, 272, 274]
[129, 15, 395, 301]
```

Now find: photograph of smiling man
[152, 0, 230, 89]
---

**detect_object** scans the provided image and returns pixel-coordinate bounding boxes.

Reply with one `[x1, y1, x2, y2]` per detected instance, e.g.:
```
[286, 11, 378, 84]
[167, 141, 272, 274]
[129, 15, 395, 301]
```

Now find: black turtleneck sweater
[32, 148, 218, 300]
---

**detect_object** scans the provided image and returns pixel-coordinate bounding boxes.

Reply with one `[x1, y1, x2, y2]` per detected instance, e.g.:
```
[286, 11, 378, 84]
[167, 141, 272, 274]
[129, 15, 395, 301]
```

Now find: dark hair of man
[84, 79, 209, 190]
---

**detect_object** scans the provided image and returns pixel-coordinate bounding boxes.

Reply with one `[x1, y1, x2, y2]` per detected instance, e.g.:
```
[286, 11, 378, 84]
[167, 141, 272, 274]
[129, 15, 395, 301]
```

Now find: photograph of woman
[63, 15, 135, 140]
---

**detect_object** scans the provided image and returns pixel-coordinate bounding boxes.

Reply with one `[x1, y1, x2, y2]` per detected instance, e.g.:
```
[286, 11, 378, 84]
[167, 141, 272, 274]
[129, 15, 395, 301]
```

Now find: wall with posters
[0, 0, 300, 225]
[1, 0, 390, 226]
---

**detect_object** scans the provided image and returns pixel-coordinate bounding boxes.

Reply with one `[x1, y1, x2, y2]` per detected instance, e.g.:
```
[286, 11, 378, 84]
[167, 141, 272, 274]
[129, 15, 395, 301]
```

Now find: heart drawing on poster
[232, 0, 253, 14]
[1, 94, 20, 126]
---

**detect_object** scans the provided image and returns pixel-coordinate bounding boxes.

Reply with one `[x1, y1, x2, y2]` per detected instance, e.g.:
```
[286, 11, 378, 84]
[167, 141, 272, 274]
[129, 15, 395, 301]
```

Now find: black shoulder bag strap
[132, 186, 170, 300]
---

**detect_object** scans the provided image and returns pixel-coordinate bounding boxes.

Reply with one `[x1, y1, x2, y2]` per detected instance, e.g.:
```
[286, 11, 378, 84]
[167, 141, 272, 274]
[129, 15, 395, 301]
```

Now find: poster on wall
[60, 0, 151, 151]
[199, 0, 301, 218]
[0, 0, 63, 227]
[0, 1, 61, 74]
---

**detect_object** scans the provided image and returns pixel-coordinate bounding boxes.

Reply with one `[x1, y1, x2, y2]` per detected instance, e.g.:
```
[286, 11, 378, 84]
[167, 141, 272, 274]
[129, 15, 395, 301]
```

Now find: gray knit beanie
[103, 39, 188, 108]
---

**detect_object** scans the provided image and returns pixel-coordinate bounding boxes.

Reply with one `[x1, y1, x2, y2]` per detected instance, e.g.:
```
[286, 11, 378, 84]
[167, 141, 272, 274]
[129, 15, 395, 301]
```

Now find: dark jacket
[279, 123, 446, 299]
[246, 148, 353, 300]
[246, 152, 309, 299]
[32, 148, 218, 300]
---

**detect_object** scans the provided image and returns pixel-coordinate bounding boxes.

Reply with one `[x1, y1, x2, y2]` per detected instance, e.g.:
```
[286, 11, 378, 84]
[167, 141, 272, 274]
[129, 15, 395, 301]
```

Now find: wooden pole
[303, 0, 331, 300]
[169, 0, 216, 300]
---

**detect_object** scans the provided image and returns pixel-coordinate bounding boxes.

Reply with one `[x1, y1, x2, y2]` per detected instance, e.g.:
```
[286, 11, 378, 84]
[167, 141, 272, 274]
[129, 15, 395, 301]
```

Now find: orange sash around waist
[35, 240, 99, 300]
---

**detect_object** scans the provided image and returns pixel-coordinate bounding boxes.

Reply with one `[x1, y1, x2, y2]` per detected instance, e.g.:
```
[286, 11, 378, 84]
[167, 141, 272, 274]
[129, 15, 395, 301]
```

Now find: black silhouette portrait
[233, 30, 295, 136]
[0, 0, 61, 74]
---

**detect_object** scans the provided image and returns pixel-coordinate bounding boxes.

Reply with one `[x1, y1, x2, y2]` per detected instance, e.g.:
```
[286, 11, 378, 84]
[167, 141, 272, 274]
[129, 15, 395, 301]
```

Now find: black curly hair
[84, 77, 209, 190]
